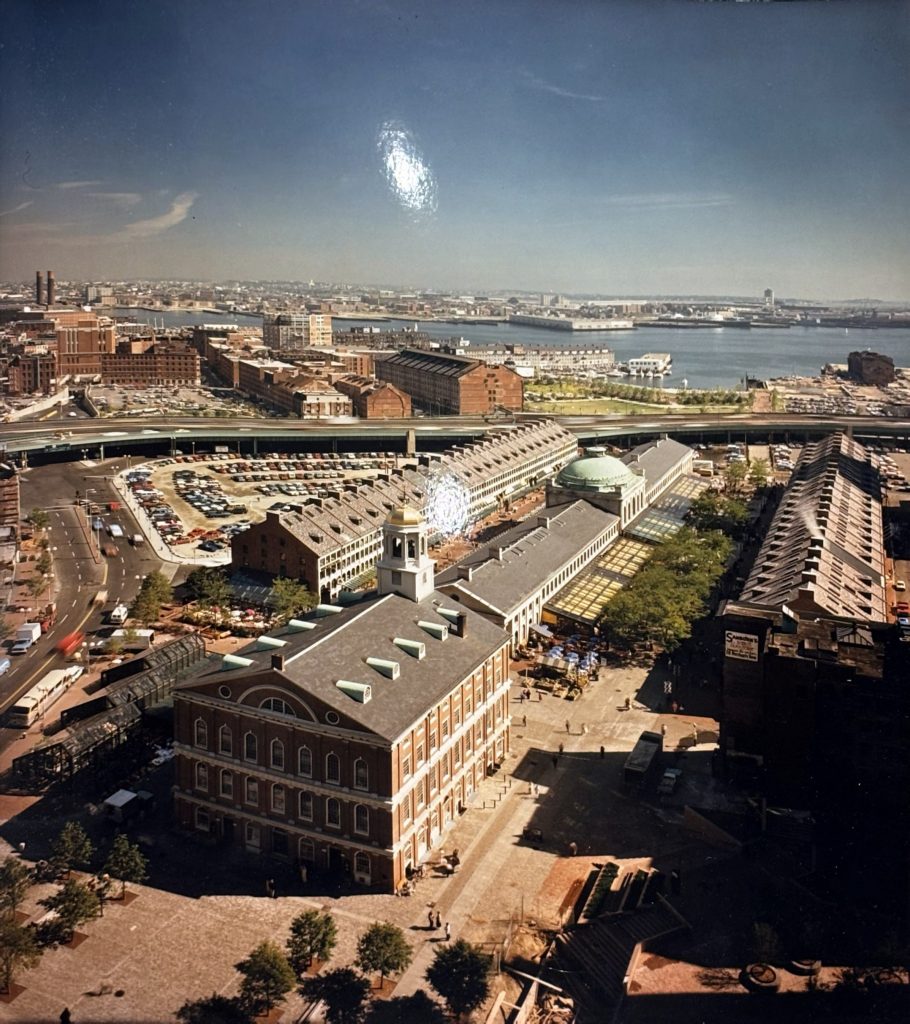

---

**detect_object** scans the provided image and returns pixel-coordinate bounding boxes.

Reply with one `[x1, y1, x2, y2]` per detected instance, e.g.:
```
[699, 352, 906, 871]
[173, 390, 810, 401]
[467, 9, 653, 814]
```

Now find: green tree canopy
[687, 491, 749, 539]
[364, 990, 448, 1024]
[0, 856, 32, 919]
[270, 576, 318, 622]
[286, 909, 337, 976]
[130, 570, 173, 624]
[103, 834, 148, 899]
[300, 967, 370, 1024]
[748, 457, 770, 489]
[38, 878, 102, 943]
[355, 921, 413, 987]
[51, 821, 94, 875]
[235, 940, 296, 1015]
[425, 939, 492, 1020]
[176, 993, 252, 1024]
[26, 508, 49, 531]
[185, 566, 232, 609]
[722, 460, 749, 498]
[0, 917, 41, 994]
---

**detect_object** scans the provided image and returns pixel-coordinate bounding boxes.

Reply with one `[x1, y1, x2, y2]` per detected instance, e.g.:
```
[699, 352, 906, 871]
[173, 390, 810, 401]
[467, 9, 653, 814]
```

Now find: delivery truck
[109, 604, 129, 625]
[11, 622, 42, 654]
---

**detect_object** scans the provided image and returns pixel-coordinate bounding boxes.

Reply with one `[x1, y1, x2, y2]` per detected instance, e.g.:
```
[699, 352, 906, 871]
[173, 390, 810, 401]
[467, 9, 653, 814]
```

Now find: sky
[2, 0, 909, 300]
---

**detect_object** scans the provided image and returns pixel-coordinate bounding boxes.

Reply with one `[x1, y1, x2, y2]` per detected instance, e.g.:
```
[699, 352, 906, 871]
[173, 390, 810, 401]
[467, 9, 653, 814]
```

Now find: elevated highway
[1, 413, 908, 465]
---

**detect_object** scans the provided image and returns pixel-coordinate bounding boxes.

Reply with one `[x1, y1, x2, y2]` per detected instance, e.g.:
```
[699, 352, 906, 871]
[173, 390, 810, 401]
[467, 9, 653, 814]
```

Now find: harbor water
[113, 309, 910, 391]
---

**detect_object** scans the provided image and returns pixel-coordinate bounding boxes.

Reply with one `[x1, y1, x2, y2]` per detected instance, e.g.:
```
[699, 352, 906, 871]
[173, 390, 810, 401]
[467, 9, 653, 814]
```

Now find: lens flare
[424, 469, 470, 539]
[377, 120, 437, 217]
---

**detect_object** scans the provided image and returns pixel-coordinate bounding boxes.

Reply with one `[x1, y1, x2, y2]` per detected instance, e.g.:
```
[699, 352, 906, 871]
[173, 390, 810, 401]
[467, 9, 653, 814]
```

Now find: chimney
[271, 653, 285, 671]
[452, 611, 468, 638]
[35, 271, 45, 305]
[46, 270, 56, 306]
[493, 546, 505, 560]
[536, 515, 550, 529]
[457, 565, 474, 582]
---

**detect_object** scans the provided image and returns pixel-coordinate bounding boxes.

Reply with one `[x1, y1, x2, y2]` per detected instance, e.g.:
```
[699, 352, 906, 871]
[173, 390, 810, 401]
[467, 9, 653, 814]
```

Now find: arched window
[218, 725, 232, 756]
[260, 697, 295, 716]
[354, 804, 369, 835]
[325, 752, 341, 784]
[298, 745, 313, 777]
[298, 791, 313, 821]
[272, 784, 286, 814]
[194, 718, 207, 748]
[270, 739, 285, 771]
[195, 763, 208, 790]
[244, 732, 257, 762]
[220, 769, 233, 797]
[325, 797, 341, 828]
[353, 758, 368, 791]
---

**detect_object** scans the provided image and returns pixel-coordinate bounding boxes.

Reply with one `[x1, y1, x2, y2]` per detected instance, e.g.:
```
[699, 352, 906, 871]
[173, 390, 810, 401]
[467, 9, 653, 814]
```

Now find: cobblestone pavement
[1, 655, 723, 1022]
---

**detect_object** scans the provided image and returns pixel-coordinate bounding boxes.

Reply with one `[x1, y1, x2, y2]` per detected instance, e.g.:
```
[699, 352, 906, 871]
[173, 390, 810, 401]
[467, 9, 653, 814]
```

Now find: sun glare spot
[377, 120, 437, 217]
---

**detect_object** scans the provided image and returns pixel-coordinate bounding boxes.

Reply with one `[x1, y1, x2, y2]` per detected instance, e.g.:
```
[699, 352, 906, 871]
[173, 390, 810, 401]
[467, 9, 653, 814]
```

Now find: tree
[355, 922, 412, 988]
[270, 577, 318, 622]
[0, 918, 41, 994]
[26, 508, 49, 531]
[235, 940, 296, 1015]
[103, 834, 148, 899]
[186, 566, 232, 609]
[748, 457, 770, 489]
[0, 856, 32, 919]
[365, 990, 448, 1024]
[51, 821, 93, 876]
[130, 570, 173, 625]
[686, 491, 748, 539]
[722, 460, 749, 498]
[425, 939, 492, 1021]
[176, 993, 252, 1024]
[300, 967, 370, 1024]
[0, 617, 12, 642]
[38, 878, 102, 943]
[286, 909, 337, 976]
[36, 550, 53, 576]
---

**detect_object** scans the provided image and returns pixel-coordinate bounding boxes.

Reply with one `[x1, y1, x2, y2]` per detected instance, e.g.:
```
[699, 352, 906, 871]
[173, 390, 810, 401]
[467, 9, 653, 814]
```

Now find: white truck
[109, 604, 129, 625]
[107, 523, 125, 539]
[11, 622, 41, 654]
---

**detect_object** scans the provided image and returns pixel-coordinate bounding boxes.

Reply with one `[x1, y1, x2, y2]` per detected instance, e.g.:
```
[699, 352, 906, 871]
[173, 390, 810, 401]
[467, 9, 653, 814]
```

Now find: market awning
[529, 623, 553, 638]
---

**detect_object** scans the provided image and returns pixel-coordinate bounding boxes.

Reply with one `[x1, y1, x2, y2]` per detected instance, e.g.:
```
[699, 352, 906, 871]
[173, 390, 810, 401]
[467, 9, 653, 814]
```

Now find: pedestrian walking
[565, 719, 571, 734]
[582, 723, 588, 735]
[522, 714, 527, 727]
[269, 878, 277, 899]
[568, 841, 578, 857]
[558, 742, 564, 755]
[299, 862, 308, 885]
[661, 724, 667, 738]
[519, 691, 525, 704]
[435, 911, 442, 930]
[445, 921, 451, 941]
[428, 909, 435, 929]
[599, 745, 605, 759]
[551, 754, 558, 769]
[60, 1010, 72, 1024]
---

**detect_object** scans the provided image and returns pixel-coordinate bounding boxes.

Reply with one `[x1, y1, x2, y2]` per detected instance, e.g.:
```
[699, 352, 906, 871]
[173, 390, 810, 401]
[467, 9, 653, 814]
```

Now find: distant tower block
[763, 288, 774, 309]
[35, 271, 45, 305]
[46, 270, 56, 306]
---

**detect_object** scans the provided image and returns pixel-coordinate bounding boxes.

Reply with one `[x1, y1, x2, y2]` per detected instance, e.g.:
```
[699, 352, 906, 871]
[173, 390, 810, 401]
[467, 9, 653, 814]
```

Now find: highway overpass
[1, 413, 909, 465]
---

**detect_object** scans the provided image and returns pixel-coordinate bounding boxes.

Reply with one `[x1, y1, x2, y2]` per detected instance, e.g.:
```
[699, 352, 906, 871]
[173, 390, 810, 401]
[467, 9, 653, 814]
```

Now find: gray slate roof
[436, 500, 618, 615]
[177, 591, 509, 742]
[621, 437, 693, 487]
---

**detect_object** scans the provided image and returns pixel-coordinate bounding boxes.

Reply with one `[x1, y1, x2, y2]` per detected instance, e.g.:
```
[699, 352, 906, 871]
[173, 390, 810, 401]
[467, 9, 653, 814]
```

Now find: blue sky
[2, 0, 909, 300]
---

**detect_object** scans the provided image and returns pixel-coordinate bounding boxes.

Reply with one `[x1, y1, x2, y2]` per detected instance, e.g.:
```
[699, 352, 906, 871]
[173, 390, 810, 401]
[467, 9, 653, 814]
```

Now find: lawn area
[530, 398, 748, 415]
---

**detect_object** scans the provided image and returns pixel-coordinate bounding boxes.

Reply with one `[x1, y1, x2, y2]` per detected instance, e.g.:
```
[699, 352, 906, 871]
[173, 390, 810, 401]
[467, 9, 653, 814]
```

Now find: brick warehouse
[375, 348, 524, 415]
[174, 508, 512, 892]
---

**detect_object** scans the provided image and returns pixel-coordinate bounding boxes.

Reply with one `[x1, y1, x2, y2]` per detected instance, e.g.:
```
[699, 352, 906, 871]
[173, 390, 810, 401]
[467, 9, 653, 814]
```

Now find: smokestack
[35, 271, 45, 305]
[46, 271, 56, 306]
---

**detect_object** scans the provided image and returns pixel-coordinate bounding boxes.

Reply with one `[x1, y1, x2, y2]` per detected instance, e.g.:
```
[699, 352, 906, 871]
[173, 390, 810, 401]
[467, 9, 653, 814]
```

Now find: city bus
[7, 669, 72, 728]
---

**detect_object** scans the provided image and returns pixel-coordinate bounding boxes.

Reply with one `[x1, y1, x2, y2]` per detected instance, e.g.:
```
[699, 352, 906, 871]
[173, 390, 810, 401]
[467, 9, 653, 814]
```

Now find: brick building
[334, 375, 412, 418]
[55, 313, 117, 377]
[174, 508, 512, 891]
[100, 342, 201, 386]
[847, 349, 896, 386]
[7, 351, 58, 395]
[375, 349, 524, 415]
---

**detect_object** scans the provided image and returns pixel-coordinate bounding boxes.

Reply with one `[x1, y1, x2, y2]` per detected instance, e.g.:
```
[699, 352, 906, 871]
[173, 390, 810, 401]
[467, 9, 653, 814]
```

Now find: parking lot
[90, 384, 261, 419]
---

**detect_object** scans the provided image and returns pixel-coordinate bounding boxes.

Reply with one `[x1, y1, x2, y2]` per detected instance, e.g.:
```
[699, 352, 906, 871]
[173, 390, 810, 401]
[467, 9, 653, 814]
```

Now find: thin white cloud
[87, 191, 143, 209]
[56, 180, 105, 190]
[121, 192, 199, 239]
[0, 201, 33, 217]
[521, 70, 605, 103]
[599, 192, 734, 210]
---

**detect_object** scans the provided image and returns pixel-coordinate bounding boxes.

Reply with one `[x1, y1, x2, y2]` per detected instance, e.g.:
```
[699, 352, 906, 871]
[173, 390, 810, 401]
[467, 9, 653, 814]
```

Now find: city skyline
[2, 0, 910, 301]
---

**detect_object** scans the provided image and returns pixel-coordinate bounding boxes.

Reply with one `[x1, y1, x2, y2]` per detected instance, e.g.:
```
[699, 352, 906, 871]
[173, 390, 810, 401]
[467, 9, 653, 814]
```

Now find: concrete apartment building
[55, 313, 117, 378]
[174, 509, 512, 891]
[100, 342, 201, 386]
[334, 375, 412, 418]
[231, 420, 580, 600]
[375, 348, 524, 415]
[263, 313, 333, 350]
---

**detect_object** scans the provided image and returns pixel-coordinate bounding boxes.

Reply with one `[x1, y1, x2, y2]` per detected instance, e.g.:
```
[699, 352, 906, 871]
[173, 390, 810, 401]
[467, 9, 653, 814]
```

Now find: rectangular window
[195, 807, 210, 832]
[416, 744, 425, 766]
[245, 822, 260, 849]
[442, 720, 450, 741]
[402, 792, 412, 825]
[416, 781, 426, 809]
[245, 778, 259, 805]
[272, 785, 286, 814]
[299, 791, 313, 821]
[220, 771, 233, 798]
[401, 755, 411, 780]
